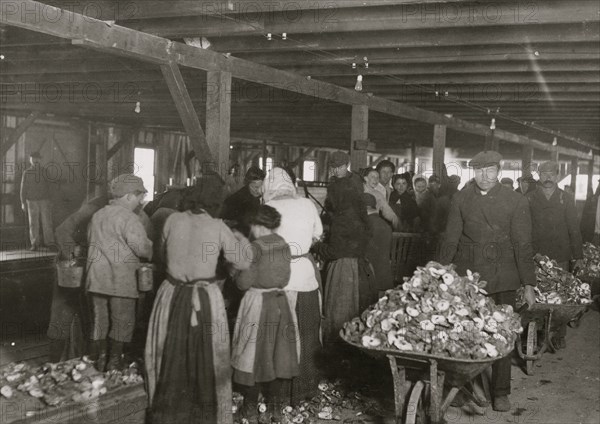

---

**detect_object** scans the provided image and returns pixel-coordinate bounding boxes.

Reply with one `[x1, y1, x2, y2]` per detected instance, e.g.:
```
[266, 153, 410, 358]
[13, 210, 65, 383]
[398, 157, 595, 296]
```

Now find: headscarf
[262, 167, 297, 203]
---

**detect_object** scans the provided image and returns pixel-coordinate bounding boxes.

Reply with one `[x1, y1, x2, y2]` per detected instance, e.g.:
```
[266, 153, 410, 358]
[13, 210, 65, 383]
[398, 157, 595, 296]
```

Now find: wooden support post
[432, 124, 446, 178]
[350, 105, 368, 171]
[161, 61, 213, 165]
[570, 158, 578, 191]
[97, 128, 108, 198]
[485, 130, 499, 151]
[551, 145, 560, 163]
[522, 144, 534, 177]
[206, 70, 231, 177]
[1, 111, 41, 158]
[587, 156, 595, 199]
[262, 140, 268, 171]
[410, 141, 417, 173]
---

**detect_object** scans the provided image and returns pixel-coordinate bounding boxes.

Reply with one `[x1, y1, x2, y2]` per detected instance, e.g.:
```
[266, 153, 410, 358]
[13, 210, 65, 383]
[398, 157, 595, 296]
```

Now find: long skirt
[290, 289, 323, 404]
[323, 258, 374, 344]
[233, 290, 299, 386]
[145, 280, 232, 424]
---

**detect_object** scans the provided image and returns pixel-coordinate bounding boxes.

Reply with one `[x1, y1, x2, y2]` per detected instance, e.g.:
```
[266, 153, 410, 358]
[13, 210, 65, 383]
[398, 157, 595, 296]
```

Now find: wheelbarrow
[515, 303, 589, 375]
[342, 333, 508, 424]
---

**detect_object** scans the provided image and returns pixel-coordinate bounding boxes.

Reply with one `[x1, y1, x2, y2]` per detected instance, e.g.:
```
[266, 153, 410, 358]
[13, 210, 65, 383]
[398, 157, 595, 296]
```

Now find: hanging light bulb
[490, 118, 496, 130]
[134, 101, 141, 114]
[355, 75, 363, 92]
[0, 54, 4, 60]
[282, 32, 287, 40]
[351, 62, 357, 69]
[266, 33, 272, 40]
[534, 50, 540, 56]
[552, 137, 557, 146]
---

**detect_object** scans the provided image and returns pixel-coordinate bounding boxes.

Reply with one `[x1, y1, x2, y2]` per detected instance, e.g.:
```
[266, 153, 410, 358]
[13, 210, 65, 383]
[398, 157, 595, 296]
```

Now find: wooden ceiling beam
[278, 60, 600, 77]
[5, 59, 599, 78]
[205, 23, 600, 52]
[4, 43, 599, 66]
[231, 43, 600, 66]
[119, 1, 599, 38]
[41, 0, 468, 21]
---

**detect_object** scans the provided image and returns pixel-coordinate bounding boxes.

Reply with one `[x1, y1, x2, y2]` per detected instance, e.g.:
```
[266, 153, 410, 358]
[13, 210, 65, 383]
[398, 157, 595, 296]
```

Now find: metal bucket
[137, 263, 155, 292]
[56, 260, 84, 288]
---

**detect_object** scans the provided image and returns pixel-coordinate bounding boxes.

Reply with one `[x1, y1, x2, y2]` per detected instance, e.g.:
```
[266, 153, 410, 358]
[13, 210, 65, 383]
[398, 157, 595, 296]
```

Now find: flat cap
[329, 151, 350, 168]
[500, 177, 514, 185]
[109, 174, 147, 197]
[468, 150, 503, 168]
[538, 161, 559, 174]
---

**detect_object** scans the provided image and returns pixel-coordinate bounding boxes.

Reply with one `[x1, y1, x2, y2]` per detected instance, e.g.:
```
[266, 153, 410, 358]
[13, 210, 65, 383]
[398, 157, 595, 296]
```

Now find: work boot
[492, 395, 511, 412]
[106, 340, 125, 371]
[90, 340, 107, 372]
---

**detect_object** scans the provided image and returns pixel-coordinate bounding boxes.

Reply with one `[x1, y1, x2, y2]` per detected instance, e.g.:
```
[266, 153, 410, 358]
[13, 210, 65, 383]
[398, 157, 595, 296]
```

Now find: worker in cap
[86, 173, 153, 372]
[525, 160, 583, 349]
[440, 150, 536, 412]
[109, 173, 147, 197]
[500, 177, 514, 189]
[20, 151, 55, 250]
[516, 174, 537, 194]
[467, 150, 503, 169]
[328, 150, 350, 169]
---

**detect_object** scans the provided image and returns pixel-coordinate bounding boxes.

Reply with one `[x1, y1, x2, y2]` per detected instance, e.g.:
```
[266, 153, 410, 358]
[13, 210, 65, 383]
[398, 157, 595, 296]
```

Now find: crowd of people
[43, 148, 599, 422]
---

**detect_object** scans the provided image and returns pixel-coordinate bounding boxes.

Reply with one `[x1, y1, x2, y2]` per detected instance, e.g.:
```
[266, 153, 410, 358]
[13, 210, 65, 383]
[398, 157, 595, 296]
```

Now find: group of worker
[39, 147, 597, 422]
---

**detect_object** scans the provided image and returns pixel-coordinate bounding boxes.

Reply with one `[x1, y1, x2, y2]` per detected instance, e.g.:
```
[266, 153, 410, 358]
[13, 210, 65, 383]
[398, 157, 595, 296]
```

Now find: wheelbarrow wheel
[526, 321, 537, 375]
[406, 380, 427, 424]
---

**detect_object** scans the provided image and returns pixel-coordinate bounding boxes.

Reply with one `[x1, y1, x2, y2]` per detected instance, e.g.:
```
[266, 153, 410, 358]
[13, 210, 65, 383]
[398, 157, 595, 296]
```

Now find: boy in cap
[440, 150, 536, 412]
[86, 174, 153, 371]
[525, 161, 583, 348]
[20, 151, 55, 250]
[500, 177, 514, 189]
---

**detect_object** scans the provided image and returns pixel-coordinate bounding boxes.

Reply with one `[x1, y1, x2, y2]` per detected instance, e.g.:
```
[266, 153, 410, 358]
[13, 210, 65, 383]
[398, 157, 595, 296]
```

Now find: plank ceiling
[1, 0, 599, 156]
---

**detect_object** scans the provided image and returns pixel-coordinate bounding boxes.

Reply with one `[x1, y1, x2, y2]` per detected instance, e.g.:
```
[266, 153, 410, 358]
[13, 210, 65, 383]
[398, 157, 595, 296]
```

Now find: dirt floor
[321, 306, 600, 424]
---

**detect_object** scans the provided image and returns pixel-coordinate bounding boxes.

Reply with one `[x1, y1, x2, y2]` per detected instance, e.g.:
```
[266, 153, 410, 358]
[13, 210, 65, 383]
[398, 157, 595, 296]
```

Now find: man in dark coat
[440, 150, 536, 412]
[526, 161, 584, 349]
[220, 166, 266, 237]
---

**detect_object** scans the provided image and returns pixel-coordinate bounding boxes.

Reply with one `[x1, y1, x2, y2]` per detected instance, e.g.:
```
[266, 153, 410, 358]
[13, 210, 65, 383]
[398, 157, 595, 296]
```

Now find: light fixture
[534, 51, 540, 56]
[355, 75, 363, 92]
[0, 55, 4, 60]
[490, 118, 496, 130]
[364, 62, 369, 69]
[282, 32, 287, 40]
[552, 137, 557, 146]
[134, 101, 141, 114]
[352, 63, 356, 69]
[266, 33, 272, 40]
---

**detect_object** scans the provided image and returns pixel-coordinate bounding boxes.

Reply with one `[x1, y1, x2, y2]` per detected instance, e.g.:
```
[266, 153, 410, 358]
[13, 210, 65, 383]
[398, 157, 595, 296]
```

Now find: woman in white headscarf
[262, 167, 324, 405]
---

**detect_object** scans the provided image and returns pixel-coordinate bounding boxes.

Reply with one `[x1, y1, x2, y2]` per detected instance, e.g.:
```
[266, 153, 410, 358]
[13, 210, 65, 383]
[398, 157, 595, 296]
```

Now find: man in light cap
[86, 174, 153, 371]
[440, 151, 536, 412]
[525, 161, 583, 348]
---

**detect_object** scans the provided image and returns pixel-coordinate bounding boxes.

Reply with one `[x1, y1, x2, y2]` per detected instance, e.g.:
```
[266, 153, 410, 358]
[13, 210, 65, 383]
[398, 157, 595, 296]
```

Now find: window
[303, 160, 316, 182]
[134, 147, 155, 201]
[259, 157, 273, 173]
